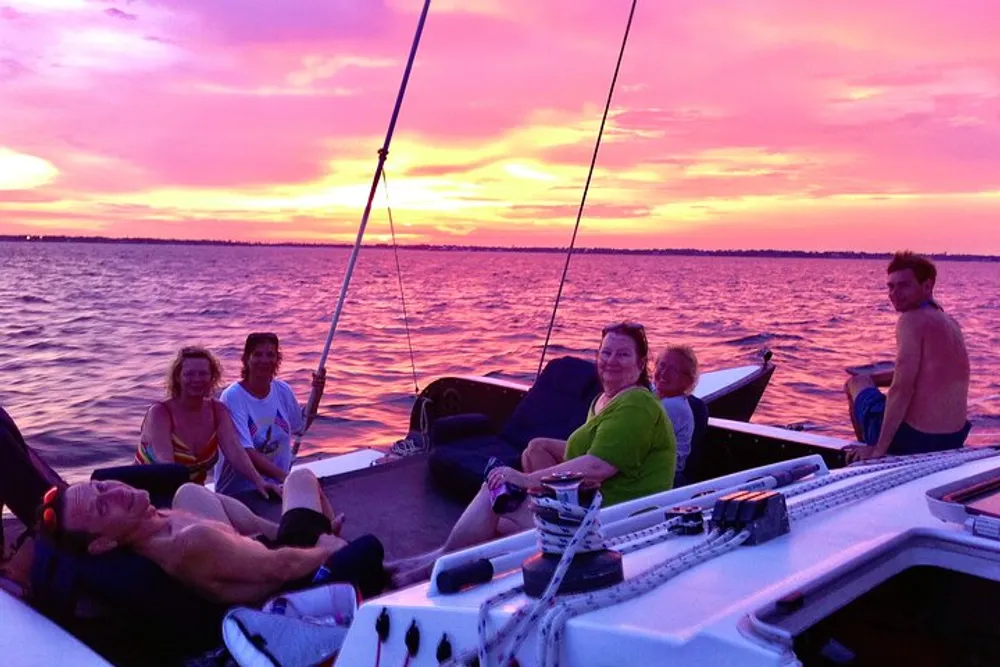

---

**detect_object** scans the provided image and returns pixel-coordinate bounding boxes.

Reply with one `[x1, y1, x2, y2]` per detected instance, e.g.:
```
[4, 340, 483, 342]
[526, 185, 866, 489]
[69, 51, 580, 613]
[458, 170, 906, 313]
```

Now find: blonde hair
[166, 346, 224, 398]
[657, 345, 699, 395]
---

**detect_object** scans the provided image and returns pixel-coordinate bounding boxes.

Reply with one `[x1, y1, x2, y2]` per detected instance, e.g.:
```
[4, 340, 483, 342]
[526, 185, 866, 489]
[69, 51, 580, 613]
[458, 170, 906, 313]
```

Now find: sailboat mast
[297, 0, 433, 453]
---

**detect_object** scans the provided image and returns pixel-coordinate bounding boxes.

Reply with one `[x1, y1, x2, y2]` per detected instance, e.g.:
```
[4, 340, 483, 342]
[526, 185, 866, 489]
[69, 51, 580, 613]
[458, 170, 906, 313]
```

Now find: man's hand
[255, 480, 283, 500]
[844, 444, 883, 464]
[311, 369, 327, 394]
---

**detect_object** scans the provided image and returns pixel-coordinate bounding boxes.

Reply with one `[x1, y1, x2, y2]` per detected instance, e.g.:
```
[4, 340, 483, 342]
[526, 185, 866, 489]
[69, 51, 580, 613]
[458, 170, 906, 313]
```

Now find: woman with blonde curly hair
[136, 346, 280, 498]
[652, 344, 700, 475]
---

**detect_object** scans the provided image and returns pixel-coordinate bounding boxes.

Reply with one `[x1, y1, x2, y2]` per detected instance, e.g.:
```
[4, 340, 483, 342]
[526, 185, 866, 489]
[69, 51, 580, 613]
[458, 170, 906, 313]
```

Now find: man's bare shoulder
[896, 310, 928, 335]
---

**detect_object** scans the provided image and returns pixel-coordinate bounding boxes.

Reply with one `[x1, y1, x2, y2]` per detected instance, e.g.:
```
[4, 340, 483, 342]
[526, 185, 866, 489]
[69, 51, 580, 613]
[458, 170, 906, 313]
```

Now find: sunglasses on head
[602, 321, 646, 338]
[40, 485, 62, 534]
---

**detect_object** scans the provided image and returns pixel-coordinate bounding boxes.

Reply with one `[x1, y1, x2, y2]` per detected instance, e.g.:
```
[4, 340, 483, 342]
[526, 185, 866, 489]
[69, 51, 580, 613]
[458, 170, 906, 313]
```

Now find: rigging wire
[381, 168, 421, 396]
[294, 0, 433, 455]
[535, 0, 640, 381]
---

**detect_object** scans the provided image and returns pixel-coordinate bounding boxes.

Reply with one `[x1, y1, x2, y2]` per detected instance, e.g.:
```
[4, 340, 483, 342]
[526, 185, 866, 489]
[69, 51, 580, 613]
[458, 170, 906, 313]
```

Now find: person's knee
[173, 482, 208, 507]
[520, 448, 533, 470]
[846, 375, 874, 400]
[285, 468, 318, 488]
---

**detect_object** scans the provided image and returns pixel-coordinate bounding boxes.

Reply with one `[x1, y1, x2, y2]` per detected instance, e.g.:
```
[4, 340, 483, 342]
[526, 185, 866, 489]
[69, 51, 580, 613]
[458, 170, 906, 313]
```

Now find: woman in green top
[389, 322, 676, 588]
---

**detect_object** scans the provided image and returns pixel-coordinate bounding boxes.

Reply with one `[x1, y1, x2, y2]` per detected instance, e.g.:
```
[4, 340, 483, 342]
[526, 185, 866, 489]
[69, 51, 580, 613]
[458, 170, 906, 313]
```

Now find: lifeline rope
[784, 447, 993, 499]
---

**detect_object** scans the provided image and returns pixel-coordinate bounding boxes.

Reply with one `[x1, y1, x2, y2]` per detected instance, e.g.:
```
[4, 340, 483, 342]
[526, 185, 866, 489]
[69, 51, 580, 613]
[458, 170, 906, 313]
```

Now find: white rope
[789, 447, 998, 521]
[442, 491, 605, 667]
[784, 447, 993, 498]
[538, 529, 749, 667]
[532, 495, 607, 555]
[606, 516, 683, 554]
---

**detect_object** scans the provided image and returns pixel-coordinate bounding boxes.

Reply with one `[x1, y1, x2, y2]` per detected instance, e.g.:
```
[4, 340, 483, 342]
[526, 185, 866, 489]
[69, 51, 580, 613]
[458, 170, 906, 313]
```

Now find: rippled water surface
[2, 242, 998, 483]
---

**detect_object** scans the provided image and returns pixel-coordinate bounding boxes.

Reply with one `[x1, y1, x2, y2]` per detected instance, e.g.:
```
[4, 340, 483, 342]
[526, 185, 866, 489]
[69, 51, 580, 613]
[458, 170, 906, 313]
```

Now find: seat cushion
[498, 356, 602, 453]
[427, 435, 523, 503]
[681, 395, 711, 484]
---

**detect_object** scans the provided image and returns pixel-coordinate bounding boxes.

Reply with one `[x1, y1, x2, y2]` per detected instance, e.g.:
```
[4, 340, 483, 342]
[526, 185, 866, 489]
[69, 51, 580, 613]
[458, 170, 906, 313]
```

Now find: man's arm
[168, 526, 344, 605]
[874, 316, 923, 455]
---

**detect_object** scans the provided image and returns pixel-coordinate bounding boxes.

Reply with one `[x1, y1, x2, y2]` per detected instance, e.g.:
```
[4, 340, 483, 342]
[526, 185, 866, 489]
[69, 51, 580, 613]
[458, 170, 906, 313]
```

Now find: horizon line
[2, 234, 998, 261]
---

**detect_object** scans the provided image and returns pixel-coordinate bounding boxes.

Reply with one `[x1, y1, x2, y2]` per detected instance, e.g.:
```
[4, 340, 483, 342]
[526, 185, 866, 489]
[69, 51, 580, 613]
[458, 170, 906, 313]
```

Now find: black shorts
[256, 508, 332, 549]
[255, 511, 387, 598]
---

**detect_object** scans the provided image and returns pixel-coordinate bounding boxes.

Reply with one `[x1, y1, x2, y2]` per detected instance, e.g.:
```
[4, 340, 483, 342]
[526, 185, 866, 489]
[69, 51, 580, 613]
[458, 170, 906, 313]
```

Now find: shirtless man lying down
[38, 468, 387, 605]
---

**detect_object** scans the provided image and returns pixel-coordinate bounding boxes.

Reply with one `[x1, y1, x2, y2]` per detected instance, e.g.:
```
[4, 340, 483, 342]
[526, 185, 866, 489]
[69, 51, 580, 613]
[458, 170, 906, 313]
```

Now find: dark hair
[888, 251, 936, 284]
[36, 485, 92, 555]
[167, 346, 224, 399]
[600, 322, 651, 388]
[241, 332, 282, 381]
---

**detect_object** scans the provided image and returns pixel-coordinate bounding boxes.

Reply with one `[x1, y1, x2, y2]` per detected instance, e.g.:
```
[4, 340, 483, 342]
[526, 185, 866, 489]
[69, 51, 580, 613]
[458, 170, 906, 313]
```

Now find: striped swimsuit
[136, 402, 220, 485]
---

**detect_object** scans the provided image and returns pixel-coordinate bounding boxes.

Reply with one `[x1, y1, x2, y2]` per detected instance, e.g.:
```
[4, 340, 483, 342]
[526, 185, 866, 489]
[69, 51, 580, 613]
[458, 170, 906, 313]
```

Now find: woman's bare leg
[388, 484, 502, 587]
[521, 437, 565, 473]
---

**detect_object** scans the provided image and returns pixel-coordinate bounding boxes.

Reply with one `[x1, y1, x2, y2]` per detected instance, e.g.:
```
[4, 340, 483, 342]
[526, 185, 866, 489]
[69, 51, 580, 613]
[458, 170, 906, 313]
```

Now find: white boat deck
[692, 364, 760, 400]
[0, 589, 112, 667]
[337, 449, 1000, 666]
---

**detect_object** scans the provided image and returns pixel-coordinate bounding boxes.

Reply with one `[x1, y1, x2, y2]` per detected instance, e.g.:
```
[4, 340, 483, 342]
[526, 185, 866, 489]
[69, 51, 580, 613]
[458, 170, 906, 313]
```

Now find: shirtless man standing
[844, 252, 971, 463]
[39, 468, 387, 605]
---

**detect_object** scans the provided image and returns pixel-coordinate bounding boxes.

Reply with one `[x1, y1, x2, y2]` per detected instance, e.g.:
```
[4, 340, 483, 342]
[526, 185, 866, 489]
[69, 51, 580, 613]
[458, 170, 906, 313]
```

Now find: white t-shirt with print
[214, 379, 303, 495]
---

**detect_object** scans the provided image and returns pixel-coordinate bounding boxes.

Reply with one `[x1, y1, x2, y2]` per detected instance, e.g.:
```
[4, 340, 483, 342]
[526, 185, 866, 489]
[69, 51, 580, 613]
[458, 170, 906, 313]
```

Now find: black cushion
[427, 356, 602, 502]
[31, 536, 225, 665]
[499, 356, 602, 452]
[92, 463, 190, 509]
[430, 413, 493, 446]
[428, 435, 522, 502]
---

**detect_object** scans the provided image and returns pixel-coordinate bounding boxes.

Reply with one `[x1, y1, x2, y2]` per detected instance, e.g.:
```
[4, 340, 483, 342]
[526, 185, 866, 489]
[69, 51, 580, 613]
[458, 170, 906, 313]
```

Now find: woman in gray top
[652, 345, 699, 475]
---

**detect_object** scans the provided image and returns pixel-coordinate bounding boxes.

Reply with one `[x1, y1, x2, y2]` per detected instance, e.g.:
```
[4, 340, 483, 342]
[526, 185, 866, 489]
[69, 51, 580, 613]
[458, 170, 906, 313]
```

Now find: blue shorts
[854, 387, 971, 454]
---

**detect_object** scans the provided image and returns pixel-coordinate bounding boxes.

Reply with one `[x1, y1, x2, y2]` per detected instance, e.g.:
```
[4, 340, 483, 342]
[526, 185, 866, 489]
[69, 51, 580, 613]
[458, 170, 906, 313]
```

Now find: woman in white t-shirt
[214, 332, 326, 496]
[652, 345, 700, 476]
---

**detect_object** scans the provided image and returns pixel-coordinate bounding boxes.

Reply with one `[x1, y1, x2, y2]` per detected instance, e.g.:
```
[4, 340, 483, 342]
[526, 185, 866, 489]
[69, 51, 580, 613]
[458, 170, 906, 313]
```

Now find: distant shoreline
[2, 235, 997, 262]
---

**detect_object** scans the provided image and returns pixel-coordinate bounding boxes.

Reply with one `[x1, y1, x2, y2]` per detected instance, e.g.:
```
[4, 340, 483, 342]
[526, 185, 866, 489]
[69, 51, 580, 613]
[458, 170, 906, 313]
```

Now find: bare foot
[330, 513, 345, 535]
[390, 564, 434, 590]
[385, 550, 439, 575]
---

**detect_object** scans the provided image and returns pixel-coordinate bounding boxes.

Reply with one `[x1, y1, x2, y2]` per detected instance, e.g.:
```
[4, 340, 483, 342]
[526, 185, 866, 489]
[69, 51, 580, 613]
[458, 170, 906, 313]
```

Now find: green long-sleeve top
[563, 386, 676, 506]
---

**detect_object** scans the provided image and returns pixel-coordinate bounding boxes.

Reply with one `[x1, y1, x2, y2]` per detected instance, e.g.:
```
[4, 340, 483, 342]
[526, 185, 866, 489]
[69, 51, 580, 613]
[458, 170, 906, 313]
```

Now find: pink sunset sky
[1, 0, 998, 252]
